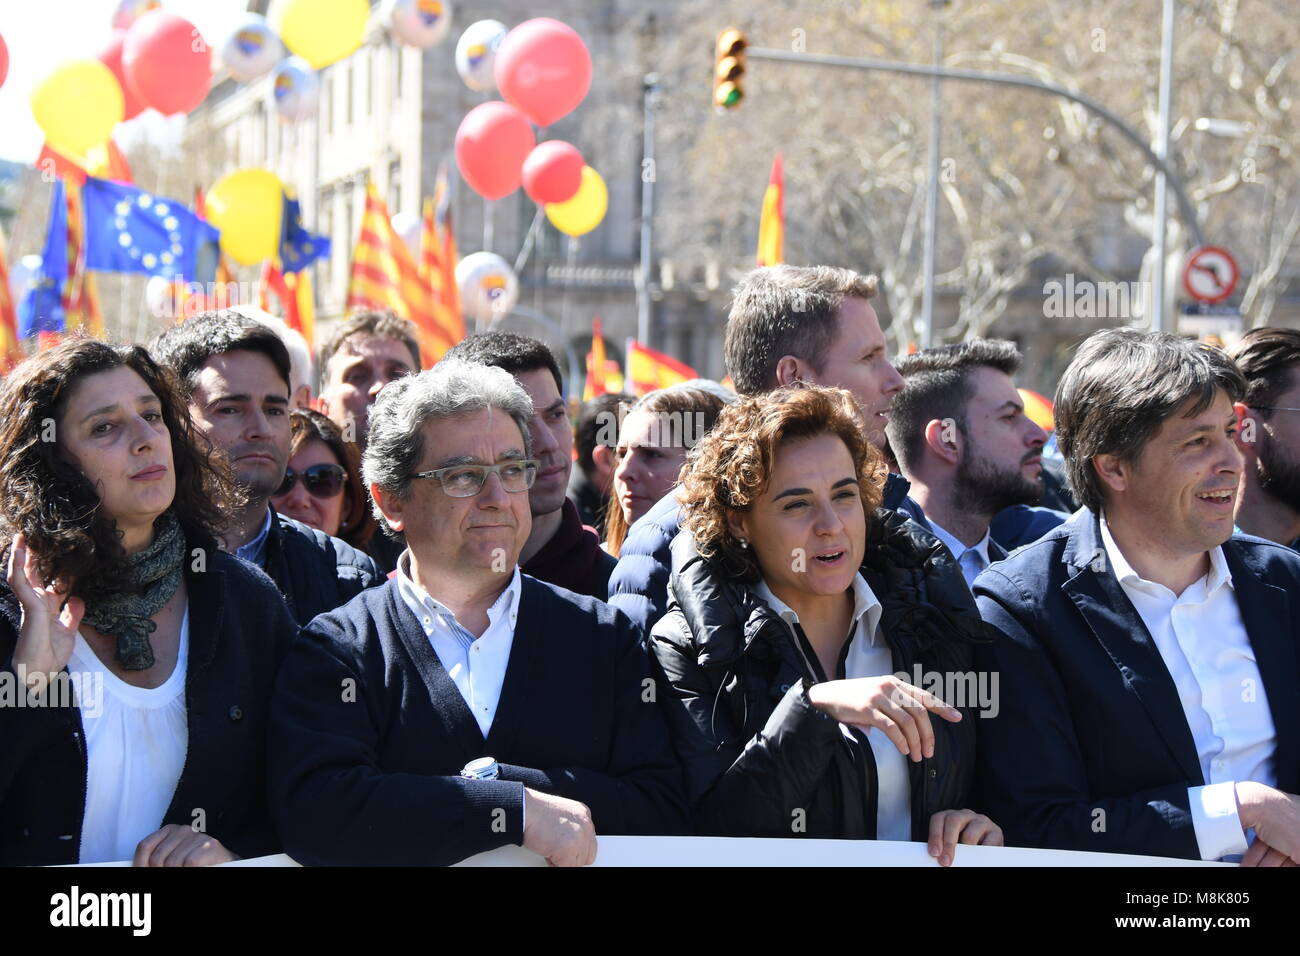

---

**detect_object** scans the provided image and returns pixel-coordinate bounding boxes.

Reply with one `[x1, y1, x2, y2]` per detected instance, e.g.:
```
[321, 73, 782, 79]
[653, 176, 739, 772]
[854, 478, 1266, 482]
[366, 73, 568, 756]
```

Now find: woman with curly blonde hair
[651, 385, 1003, 863]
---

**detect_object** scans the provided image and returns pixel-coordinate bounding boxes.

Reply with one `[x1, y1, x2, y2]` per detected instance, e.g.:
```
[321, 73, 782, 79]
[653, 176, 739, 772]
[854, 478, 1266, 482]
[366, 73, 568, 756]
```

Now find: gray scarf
[82, 512, 185, 671]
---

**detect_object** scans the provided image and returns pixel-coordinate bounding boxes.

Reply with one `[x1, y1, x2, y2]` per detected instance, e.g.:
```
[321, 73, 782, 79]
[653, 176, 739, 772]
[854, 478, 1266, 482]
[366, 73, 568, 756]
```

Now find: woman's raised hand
[807, 675, 962, 762]
[7, 533, 84, 684]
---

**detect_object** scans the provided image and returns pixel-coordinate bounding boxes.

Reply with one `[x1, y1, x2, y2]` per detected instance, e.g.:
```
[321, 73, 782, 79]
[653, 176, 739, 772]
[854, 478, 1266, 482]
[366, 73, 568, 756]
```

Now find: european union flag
[18, 180, 70, 337]
[279, 194, 330, 274]
[82, 177, 220, 281]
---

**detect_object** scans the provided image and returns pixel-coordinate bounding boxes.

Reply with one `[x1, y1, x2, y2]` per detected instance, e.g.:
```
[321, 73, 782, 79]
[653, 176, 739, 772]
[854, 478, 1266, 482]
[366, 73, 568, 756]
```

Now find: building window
[368, 47, 378, 118]
[318, 186, 334, 288]
[322, 72, 333, 135]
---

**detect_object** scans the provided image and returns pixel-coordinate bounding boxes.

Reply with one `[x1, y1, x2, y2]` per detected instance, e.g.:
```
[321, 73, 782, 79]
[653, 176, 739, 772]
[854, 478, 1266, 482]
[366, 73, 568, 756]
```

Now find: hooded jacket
[649, 508, 997, 840]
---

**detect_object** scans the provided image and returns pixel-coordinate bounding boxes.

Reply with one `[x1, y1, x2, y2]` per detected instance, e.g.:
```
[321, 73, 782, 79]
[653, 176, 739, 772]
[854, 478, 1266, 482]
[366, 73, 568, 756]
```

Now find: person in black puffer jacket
[650, 386, 1004, 864]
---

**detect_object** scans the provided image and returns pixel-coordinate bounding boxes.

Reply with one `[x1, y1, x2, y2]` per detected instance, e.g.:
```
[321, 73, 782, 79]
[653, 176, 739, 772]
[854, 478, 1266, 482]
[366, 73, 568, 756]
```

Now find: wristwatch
[460, 757, 500, 780]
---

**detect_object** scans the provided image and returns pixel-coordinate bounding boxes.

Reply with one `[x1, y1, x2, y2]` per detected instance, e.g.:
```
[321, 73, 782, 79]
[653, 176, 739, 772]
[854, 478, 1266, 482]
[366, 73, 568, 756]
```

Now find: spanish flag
[584, 317, 612, 400]
[626, 338, 697, 396]
[0, 225, 22, 372]
[347, 181, 447, 367]
[756, 153, 784, 267]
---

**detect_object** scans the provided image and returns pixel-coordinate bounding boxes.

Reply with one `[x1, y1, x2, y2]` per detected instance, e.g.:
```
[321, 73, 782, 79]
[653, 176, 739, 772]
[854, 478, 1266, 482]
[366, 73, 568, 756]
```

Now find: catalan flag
[419, 172, 465, 350]
[626, 338, 697, 396]
[62, 179, 104, 338]
[348, 181, 446, 367]
[0, 225, 22, 372]
[756, 153, 784, 267]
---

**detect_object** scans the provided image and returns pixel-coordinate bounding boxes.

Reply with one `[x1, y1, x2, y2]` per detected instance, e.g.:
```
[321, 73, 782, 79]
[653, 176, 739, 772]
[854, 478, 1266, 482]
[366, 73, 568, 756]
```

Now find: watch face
[462, 757, 499, 779]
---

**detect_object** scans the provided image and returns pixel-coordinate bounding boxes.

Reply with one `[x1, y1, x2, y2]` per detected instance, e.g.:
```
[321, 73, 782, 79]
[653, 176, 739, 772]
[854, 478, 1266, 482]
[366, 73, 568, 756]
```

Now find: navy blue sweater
[267, 574, 688, 866]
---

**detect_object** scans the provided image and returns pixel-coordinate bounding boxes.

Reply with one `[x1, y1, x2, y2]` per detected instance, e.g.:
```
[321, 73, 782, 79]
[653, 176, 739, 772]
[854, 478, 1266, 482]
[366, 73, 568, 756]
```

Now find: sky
[0, 1, 252, 163]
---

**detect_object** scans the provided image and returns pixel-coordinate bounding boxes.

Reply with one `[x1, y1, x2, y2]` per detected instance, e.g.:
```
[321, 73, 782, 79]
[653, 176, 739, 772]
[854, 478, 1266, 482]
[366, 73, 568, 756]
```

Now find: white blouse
[68, 606, 189, 864]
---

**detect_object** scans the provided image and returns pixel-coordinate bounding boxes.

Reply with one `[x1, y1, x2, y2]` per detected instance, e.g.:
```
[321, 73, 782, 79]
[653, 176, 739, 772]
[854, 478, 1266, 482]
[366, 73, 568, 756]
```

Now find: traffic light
[714, 28, 747, 110]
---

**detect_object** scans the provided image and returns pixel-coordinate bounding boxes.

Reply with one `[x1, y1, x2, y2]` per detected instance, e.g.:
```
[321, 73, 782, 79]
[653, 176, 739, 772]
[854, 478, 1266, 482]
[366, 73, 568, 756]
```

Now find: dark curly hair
[679, 385, 888, 583]
[0, 336, 241, 602]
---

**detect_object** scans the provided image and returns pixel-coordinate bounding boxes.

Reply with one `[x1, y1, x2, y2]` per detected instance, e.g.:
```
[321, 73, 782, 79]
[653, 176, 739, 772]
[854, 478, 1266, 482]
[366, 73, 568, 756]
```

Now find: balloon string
[483, 199, 494, 254]
[560, 235, 578, 331]
[514, 207, 545, 274]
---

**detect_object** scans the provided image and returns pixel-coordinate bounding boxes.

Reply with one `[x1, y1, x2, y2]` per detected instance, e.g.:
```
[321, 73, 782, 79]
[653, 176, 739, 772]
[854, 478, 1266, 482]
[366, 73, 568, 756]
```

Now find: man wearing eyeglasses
[151, 312, 380, 625]
[1229, 328, 1300, 549]
[267, 360, 688, 866]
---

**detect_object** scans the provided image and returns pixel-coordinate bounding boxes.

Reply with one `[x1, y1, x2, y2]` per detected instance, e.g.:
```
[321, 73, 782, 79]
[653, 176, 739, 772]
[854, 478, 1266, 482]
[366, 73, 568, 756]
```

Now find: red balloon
[99, 31, 146, 120]
[0, 34, 8, 90]
[522, 140, 584, 205]
[455, 101, 536, 201]
[122, 10, 212, 115]
[494, 18, 592, 128]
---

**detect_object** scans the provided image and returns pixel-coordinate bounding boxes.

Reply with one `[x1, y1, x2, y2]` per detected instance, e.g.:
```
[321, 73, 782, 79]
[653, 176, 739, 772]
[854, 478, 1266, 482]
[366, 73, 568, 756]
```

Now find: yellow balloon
[31, 60, 124, 158]
[207, 169, 284, 266]
[274, 0, 369, 69]
[545, 166, 608, 237]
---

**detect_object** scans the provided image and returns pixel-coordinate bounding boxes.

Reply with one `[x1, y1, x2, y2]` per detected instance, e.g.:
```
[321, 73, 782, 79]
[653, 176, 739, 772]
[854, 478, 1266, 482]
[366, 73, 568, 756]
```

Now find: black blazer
[0, 536, 298, 865]
[262, 507, 380, 626]
[973, 508, 1300, 859]
[267, 574, 688, 866]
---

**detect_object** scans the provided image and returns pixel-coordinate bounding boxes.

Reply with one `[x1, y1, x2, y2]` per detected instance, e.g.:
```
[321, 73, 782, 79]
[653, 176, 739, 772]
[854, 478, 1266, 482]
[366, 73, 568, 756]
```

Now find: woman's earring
[738, 538, 749, 549]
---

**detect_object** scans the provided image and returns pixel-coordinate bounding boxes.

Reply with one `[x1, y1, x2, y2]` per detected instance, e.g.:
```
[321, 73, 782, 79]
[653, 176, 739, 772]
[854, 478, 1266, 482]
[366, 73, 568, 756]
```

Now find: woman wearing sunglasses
[271, 408, 375, 552]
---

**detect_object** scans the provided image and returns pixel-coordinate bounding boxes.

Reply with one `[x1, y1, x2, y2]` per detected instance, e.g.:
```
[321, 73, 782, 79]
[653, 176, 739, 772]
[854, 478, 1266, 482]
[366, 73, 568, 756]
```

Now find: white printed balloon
[221, 14, 283, 83]
[385, 0, 454, 49]
[455, 251, 519, 323]
[455, 19, 507, 93]
[271, 56, 320, 124]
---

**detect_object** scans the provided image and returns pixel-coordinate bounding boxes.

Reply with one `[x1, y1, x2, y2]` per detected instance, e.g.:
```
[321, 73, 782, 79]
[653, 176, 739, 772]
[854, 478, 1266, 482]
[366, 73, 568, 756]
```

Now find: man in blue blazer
[268, 360, 687, 866]
[973, 329, 1300, 864]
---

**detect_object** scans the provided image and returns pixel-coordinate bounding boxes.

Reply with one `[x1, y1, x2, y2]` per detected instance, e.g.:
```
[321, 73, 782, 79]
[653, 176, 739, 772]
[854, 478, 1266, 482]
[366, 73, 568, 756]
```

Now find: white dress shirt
[69, 606, 190, 864]
[927, 518, 993, 587]
[396, 552, 522, 739]
[1099, 515, 1276, 861]
[754, 573, 912, 841]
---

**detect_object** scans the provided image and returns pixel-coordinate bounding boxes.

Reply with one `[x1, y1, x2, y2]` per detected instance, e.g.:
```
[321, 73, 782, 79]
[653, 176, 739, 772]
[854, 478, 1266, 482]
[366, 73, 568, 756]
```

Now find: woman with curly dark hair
[650, 385, 1003, 864]
[0, 337, 297, 866]
[270, 407, 375, 551]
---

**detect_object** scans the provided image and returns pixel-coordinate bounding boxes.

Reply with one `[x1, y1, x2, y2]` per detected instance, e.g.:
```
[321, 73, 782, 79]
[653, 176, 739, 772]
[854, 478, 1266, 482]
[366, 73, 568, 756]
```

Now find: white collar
[1098, 512, 1233, 596]
[753, 571, 883, 646]
[395, 550, 522, 630]
[926, 516, 992, 567]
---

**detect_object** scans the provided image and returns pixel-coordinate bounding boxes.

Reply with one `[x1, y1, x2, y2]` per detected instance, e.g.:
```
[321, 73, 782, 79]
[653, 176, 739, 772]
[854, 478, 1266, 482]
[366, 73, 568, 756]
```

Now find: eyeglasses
[276, 463, 347, 499]
[413, 460, 539, 498]
[1252, 406, 1300, 413]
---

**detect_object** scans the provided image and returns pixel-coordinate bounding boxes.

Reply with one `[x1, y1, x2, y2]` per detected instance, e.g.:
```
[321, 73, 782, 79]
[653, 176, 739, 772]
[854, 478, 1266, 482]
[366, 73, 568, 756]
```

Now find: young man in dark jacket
[151, 312, 379, 624]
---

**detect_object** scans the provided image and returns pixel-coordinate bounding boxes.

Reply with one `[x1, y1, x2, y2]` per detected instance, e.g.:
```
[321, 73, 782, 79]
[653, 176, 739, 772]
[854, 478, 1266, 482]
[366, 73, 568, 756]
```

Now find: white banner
[71, 836, 1229, 867]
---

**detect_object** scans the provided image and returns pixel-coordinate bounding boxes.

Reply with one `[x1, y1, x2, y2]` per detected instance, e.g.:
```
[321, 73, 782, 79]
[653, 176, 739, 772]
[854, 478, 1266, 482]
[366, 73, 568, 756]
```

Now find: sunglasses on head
[276, 463, 347, 499]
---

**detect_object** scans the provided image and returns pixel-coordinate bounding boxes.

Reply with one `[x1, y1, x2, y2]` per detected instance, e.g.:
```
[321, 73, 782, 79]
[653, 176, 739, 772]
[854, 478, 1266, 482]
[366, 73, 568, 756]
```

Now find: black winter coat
[262, 508, 380, 626]
[649, 509, 997, 840]
[0, 534, 298, 865]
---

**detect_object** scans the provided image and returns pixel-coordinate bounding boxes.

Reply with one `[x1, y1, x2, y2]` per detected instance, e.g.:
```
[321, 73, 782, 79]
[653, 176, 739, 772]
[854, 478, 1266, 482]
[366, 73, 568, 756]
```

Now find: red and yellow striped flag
[419, 192, 465, 350]
[626, 338, 697, 396]
[0, 225, 22, 372]
[584, 317, 611, 400]
[347, 181, 446, 368]
[756, 153, 784, 267]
